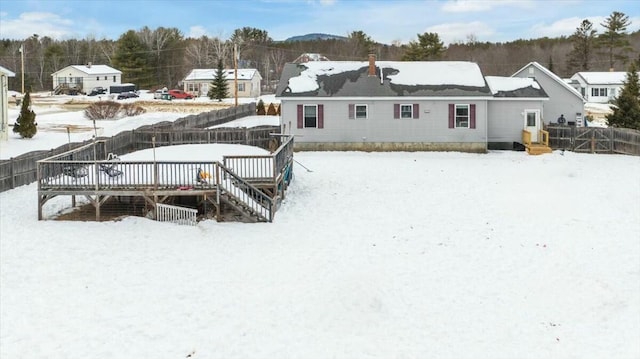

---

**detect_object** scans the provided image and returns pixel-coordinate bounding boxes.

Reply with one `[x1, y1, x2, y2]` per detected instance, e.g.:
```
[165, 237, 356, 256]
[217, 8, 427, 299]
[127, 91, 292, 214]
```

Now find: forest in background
[1, 11, 639, 94]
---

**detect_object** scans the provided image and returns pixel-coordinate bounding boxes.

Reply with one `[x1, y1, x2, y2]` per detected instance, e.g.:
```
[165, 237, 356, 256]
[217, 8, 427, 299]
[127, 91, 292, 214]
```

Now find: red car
[168, 89, 194, 99]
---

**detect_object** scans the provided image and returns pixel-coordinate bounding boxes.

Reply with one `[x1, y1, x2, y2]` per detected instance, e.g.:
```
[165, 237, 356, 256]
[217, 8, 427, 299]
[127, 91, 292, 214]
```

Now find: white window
[400, 104, 413, 119]
[591, 88, 607, 97]
[455, 104, 469, 128]
[355, 104, 368, 119]
[238, 83, 245, 92]
[304, 105, 317, 128]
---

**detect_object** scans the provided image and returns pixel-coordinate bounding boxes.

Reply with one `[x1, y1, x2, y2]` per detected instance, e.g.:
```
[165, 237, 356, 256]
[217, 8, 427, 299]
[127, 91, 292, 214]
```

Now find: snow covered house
[275, 55, 549, 152]
[0, 65, 16, 141]
[182, 68, 262, 98]
[51, 64, 122, 95]
[568, 71, 631, 104]
[513, 62, 585, 126]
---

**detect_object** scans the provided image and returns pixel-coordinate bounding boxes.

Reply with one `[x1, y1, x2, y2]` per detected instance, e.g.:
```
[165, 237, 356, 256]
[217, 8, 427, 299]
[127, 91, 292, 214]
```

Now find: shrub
[276, 104, 281, 115]
[256, 99, 266, 115]
[13, 91, 37, 138]
[121, 103, 146, 117]
[84, 101, 121, 120]
[266, 103, 277, 115]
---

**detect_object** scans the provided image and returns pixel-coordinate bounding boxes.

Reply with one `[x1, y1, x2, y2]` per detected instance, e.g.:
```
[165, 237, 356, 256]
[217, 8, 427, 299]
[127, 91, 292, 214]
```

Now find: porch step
[526, 143, 552, 155]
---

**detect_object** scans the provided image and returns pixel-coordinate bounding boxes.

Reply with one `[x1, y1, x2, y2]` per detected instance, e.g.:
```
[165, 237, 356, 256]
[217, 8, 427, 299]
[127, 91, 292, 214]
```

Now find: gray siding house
[276, 57, 493, 152]
[512, 62, 585, 126]
[276, 57, 551, 151]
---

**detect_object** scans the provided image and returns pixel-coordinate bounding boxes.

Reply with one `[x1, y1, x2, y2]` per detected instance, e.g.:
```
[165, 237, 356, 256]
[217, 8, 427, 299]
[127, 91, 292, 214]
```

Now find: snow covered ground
[1, 105, 639, 359]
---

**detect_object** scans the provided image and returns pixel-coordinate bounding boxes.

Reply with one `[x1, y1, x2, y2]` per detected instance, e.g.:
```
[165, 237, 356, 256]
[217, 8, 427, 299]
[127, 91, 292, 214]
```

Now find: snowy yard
[1, 147, 639, 359]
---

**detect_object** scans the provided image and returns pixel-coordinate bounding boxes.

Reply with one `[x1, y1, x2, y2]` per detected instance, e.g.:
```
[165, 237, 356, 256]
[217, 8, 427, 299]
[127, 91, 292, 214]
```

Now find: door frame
[524, 109, 541, 143]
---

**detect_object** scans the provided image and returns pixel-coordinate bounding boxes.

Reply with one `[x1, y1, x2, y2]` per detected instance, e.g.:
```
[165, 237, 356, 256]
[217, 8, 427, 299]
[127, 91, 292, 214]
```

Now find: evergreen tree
[13, 91, 37, 138]
[266, 102, 277, 116]
[566, 19, 597, 72]
[606, 62, 640, 129]
[113, 30, 153, 88]
[208, 58, 228, 101]
[256, 99, 266, 115]
[402, 32, 446, 61]
[599, 11, 632, 70]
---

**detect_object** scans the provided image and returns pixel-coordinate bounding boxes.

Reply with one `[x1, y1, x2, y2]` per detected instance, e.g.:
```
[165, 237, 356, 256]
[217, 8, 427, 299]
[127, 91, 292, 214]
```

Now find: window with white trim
[591, 88, 607, 97]
[355, 104, 368, 119]
[400, 104, 413, 119]
[304, 105, 317, 128]
[238, 83, 245, 91]
[455, 104, 470, 128]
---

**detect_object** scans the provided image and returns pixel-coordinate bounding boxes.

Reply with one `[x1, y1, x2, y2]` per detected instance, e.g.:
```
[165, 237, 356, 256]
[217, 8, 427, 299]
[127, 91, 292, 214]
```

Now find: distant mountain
[284, 33, 347, 42]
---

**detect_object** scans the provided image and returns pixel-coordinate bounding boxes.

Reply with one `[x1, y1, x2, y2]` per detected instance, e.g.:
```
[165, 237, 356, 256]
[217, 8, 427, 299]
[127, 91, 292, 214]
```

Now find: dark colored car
[117, 91, 139, 100]
[88, 87, 107, 96]
[168, 89, 194, 99]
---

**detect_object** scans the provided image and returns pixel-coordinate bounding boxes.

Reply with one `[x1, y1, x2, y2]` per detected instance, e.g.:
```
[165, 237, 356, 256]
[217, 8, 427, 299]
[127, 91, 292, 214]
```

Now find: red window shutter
[318, 104, 324, 129]
[394, 104, 400, 119]
[448, 104, 454, 128]
[413, 103, 419, 119]
[297, 104, 303, 128]
[470, 104, 476, 129]
[348, 104, 355, 119]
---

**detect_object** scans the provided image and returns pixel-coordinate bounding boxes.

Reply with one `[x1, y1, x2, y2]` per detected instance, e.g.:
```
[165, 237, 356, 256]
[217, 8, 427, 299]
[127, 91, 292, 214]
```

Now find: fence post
[610, 127, 615, 154]
[10, 157, 15, 189]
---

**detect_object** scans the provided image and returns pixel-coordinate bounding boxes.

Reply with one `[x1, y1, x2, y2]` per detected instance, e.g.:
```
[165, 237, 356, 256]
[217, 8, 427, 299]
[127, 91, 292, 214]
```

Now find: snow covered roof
[184, 68, 261, 82]
[0, 65, 16, 77]
[51, 65, 121, 75]
[572, 71, 629, 85]
[485, 76, 547, 98]
[276, 61, 492, 98]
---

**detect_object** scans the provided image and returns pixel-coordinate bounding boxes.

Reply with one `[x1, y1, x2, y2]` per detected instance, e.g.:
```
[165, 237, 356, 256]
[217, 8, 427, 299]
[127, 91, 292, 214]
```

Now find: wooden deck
[522, 129, 552, 155]
[37, 137, 294, 223]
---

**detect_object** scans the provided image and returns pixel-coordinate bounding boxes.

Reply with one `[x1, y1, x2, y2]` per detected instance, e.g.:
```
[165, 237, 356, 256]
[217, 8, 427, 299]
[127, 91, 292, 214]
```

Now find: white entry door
[524, 110, 540, 142]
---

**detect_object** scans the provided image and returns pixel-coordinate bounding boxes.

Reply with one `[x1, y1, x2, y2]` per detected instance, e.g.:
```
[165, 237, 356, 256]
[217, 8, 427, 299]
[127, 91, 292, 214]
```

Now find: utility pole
[19, 44, 24, 94]
[234, 43, 238, 107]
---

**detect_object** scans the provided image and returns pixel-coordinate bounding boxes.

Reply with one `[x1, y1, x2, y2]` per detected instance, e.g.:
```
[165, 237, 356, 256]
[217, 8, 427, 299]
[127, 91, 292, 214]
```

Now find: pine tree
[113, 30, 153, 88]
[256, 99, 266, 115]
[13, 91, 37, 138]
[599, 11, 632, 70]
[208, 58, 228, 102]
[266, 103, 277, 115]
[402, 32, 446, 61]
[566, 19, 597, 72]
[606, 63, 640, 129]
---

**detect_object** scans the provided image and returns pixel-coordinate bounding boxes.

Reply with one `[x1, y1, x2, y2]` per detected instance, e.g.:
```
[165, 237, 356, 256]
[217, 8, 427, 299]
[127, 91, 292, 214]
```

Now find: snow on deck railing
[156, 203, 197, 226]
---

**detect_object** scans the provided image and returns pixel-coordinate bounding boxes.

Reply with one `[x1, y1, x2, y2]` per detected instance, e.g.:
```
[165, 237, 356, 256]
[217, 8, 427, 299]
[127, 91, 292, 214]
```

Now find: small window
[455, 104, 469, 128]
[238, 83, 245, 91]
[355, 104, 367, 119]
[400, 104, 413, 119]
[104, 76, 108, 80]
[96, 76, 99, 81]
[113, 76, 116, 82]
[304, 105, 317, 128]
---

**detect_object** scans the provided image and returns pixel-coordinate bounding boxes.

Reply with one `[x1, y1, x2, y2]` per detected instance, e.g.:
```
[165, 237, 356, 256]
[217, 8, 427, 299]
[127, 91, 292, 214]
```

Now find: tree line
[0, 11, 638, 93]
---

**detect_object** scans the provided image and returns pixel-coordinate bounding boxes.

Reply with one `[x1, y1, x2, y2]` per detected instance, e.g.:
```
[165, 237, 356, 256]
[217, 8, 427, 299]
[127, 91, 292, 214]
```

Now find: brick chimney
[368, 54, 376, 77]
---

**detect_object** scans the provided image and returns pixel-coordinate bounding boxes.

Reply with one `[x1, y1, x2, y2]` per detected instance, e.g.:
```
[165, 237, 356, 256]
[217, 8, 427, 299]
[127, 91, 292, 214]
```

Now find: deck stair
[220, 191, 270, 222]
[522, 129, 552, 155]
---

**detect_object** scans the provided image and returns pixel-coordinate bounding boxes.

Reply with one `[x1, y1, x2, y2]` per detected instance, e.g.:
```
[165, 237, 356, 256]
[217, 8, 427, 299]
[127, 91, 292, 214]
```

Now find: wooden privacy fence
[0, 103, 269, 192]
[546, 126, 640, 156]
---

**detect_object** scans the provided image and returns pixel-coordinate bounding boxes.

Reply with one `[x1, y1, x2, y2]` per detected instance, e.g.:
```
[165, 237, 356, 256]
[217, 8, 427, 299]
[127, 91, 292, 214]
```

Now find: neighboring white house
[275, 56, 549, 152]
[0, 65, 16, 141]
[182, 68, 262, 98]
[568, 71, 629, 103]
[513, 62, 586, 126]
[51, 64, 122, 95]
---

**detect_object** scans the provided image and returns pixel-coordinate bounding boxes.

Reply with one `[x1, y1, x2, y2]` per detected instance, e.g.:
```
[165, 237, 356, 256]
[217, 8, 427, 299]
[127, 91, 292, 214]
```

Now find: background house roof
[0, 65, 16, 77]
[485, 76, 547, 98]
[51, 65, 122, 76]
[184, 68, 260, 81]
[276, 61, 492, 98]
[572, 71, 629, 85]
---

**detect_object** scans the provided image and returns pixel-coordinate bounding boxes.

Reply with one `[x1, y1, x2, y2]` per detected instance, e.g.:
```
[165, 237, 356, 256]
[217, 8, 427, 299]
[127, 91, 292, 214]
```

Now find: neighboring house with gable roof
[182, 68, 262, 98]
[275, 55, 550, 152]
[1, 65, 16, 141]
[51, 64, 122, 95]
[512, 62, 585, 126]
[568, 71, 630, 104]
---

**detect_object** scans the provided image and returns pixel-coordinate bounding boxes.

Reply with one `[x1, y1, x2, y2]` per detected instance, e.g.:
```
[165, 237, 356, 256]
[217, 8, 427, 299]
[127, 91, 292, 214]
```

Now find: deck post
[95, 195, 101, 221]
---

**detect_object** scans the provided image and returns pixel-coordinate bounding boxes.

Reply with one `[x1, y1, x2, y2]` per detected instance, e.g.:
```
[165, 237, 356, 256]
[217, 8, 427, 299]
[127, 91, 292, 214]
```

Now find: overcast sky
[0, 0, 639, 45]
